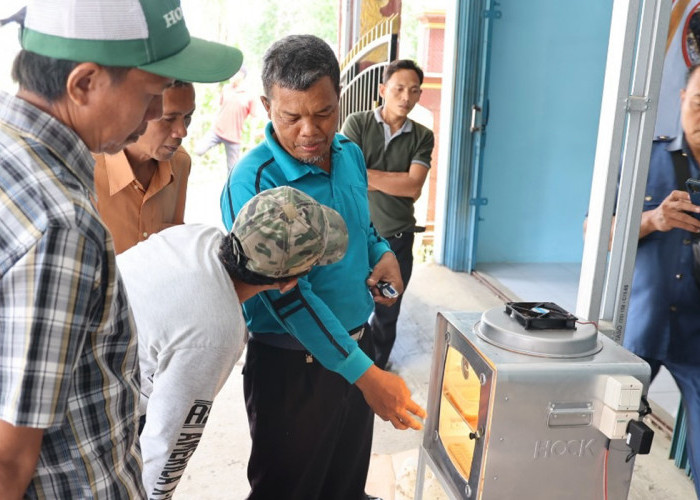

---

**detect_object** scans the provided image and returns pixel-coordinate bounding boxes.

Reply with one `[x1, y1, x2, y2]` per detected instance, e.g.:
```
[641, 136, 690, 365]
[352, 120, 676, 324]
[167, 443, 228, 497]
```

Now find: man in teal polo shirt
[341, 59, 435, 370]
[220, 35, 426, 500]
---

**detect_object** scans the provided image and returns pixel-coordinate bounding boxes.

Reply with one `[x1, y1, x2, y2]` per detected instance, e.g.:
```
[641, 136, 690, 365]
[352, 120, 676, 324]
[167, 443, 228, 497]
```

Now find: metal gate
[338, 14, 398, 128]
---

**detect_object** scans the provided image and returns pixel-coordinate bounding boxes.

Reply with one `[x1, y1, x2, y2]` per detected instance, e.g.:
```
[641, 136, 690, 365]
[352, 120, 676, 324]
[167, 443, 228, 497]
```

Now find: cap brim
[318, 206, 348, 266]
[138, 37, 243, 83]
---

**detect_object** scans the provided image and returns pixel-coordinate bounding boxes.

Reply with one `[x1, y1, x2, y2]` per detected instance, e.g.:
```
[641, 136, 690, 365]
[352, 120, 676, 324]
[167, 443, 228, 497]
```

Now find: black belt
[386, 226, 426, 239]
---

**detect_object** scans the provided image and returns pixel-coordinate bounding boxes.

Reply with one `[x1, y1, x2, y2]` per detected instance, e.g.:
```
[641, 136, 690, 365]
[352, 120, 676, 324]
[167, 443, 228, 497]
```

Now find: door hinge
[484, 4, 503, 19]
[470, 105, 482, 132]
[469, 197, 488, 206]
[625, 95, 650, 112]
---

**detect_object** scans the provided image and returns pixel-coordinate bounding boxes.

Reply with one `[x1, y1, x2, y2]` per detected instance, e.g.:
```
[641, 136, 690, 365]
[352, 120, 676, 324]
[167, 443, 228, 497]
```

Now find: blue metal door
[441, 0, 499, 271]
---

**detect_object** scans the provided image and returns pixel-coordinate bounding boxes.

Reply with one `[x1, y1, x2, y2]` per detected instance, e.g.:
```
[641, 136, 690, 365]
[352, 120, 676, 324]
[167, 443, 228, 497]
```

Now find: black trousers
[369, 232, 414, 369]
[243, 332, 374, 500]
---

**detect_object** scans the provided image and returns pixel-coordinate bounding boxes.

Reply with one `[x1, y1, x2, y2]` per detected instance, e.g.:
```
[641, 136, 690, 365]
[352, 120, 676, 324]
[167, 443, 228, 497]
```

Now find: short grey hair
[261, 34, 340, 98]
[12, 50, 130, 102]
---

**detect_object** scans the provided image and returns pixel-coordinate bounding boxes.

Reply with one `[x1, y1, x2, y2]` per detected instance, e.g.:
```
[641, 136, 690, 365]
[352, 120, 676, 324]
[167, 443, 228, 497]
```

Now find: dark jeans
[243, 332, 375, 500]
[370, 232, 414, 369]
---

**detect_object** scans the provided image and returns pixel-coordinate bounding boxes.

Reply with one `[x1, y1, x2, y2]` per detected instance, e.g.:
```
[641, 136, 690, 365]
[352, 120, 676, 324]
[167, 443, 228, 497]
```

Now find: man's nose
[299, 118, 318, 135]
[172, 117, 188, 138]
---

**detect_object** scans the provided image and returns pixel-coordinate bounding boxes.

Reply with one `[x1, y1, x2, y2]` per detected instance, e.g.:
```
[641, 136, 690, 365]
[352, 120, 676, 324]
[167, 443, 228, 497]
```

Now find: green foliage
[181, 0, 432, 173]
[182, 0, 339, 171]
[399, 0, 439, 62]
[184, 83, 222, 173]
[399, 0, 420, 60]
[183, 0, 338, 76]
[235, 0, 338, 70]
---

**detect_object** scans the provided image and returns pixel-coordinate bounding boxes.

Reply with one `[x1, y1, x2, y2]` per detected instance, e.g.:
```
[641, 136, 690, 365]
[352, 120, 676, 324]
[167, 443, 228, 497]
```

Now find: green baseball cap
[20, 0, 242, 83]
[232, 186, 349, 278]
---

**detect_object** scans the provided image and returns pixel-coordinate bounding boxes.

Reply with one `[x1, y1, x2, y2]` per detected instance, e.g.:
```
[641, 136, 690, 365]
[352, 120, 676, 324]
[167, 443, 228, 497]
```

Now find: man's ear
[378, 83, 386, 99]
[278, 278, 299, 294]
[65, 62, 103, 106]
[260, 95, 271, 117]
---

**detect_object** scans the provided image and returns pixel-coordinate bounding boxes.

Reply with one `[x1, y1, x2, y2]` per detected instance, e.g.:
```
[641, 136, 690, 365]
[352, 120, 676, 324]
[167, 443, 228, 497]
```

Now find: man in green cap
[0, 1, 242, 497]
[119, 186, 348, 498]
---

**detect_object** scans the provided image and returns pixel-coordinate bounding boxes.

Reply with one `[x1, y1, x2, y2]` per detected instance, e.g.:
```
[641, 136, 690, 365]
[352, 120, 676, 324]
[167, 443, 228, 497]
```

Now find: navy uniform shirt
[624, 134, 700, 363]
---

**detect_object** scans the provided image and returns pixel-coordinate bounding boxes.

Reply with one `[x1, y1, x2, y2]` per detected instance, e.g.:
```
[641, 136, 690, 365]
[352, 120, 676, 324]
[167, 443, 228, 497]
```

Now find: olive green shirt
[341, 108, 434, 237]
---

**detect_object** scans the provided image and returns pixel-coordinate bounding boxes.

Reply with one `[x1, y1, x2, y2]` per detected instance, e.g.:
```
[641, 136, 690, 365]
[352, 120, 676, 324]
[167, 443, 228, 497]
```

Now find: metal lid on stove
[475, 306, 602, 358]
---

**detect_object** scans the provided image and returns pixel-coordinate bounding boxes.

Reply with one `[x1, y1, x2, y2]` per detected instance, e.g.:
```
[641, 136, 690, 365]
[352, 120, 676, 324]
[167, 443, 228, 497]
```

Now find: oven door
[423, 315, 494, 498]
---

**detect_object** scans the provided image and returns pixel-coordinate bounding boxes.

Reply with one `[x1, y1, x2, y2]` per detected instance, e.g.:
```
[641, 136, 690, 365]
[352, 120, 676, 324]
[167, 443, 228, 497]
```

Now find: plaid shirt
[0, 92, 145, 499]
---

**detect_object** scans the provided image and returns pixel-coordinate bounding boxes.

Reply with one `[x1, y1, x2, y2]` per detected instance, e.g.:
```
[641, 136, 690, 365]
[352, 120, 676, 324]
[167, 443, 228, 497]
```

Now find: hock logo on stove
[533, 439, 596, 459]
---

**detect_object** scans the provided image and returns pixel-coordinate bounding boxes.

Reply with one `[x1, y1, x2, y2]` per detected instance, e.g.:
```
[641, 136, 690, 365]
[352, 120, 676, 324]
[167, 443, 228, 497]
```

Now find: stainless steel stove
[415, 308, 652, 500]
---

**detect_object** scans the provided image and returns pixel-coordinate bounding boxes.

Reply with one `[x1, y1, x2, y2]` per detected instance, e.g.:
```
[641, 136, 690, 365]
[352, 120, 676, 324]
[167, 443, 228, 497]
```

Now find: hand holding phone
[376, 280, 399, 299]
[686, 178, 700, 219]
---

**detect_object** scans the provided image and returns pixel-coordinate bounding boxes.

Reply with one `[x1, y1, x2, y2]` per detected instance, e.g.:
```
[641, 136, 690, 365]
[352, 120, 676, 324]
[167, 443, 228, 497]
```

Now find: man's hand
[640, 189, 700, 238]
[367, 163, 429, 201]
[355, 365, 427, 430]
[366, 252, 404, 306]
[0, 420, 43, 499]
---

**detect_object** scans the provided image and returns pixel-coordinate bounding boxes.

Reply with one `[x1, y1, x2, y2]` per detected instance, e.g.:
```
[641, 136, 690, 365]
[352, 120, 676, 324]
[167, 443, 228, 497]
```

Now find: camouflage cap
[232, 186, 348, 278]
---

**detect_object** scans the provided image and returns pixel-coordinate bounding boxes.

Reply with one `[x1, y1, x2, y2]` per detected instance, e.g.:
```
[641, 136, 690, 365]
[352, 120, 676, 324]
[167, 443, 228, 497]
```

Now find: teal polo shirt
[220, 122, 391, 383]
[341, 108, 434, 237]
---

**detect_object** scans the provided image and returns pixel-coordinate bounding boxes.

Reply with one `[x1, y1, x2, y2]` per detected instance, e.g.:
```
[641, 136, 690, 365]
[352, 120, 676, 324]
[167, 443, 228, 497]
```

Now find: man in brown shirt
[94, 81, 196, 253]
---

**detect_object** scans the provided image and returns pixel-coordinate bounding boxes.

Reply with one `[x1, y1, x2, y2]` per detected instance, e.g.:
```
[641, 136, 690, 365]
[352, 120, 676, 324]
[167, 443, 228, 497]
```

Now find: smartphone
[686, 178, 700, 218]
[376, 280, 399, 299]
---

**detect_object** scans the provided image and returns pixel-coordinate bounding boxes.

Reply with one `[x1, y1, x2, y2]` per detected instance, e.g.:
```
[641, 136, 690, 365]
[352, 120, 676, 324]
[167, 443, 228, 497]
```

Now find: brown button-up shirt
[93, 147, 191, 253]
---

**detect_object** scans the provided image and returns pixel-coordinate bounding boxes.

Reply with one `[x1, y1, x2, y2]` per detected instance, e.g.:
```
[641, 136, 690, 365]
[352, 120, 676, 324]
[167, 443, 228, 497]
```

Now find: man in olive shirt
[341, 59, 434, 369]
